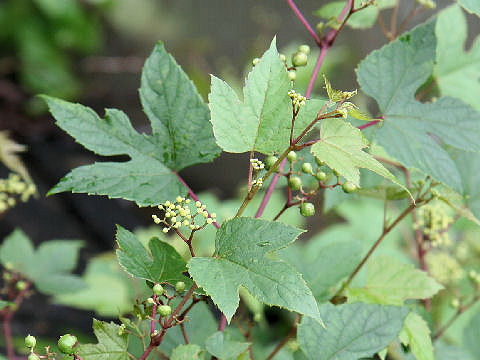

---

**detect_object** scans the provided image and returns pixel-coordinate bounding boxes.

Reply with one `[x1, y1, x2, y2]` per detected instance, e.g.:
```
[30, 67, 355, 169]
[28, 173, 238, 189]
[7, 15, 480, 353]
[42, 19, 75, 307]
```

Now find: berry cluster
[152, 197, 216, 234]
[0, 173, 36, 213]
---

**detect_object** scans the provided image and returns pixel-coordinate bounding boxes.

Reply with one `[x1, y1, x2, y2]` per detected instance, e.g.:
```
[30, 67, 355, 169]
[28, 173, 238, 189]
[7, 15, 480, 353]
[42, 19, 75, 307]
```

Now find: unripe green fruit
[342, 181, 357, 194]
[175, 281, 186, 292]
[301, 162, 313, 174]
[252, 58, 260, 66]
[315, 171, 327, 181]
[146, 297, 155, 305]
[298, 44, 311, 55]
[58, 334, 78, 355]
[292, 51, 308, 67]
[450, 298, 460, 309]
[16, 280, 27, 291]
[25, 335, 36, 348]
[300, 203, 315, 217]
[288, 176, 302, 191]
[288, 70, 296, 81]
[279, 54, 287, 62]
[28, 353, 40, 360]
[287, 151, 297, 162]
[158, 305, 172, 317]
[153, 284, 164, 296]
[314, 157, 324, 166]
[264, 155, 278, 170]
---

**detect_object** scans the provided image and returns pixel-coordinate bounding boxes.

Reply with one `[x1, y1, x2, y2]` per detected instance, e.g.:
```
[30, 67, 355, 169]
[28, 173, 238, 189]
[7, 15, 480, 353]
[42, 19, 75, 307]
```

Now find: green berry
[342, 181, 357, 194]
[315, 171, 327, 181]
[288, 176, 302, 191]
[252, 58, 260, 66]
[292, 51, 308, 67]
[158, 305, 172, 317]
[316, 22, 325, 35]
[264, 155, 278, 170]
[28, 353, 40, 360]
[175, 281, 186, 292]
[287, 151, 297, 162]
[25, 335, 36, 349]
[279, 54, 287, 62]
[300, 203, 315, 217]
[450, 298, 460, 309]
[58, 334, 78, 355]
[301, 162, 313, 174]
[16, 280, 27, 291]
[288, 70, 296, 81]
[298, 44, 311, 55]
[153, 283, 164, 296]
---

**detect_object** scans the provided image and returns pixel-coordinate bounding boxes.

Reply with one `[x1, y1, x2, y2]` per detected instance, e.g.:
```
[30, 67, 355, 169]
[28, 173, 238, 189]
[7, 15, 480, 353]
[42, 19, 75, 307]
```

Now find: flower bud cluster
[251, 178, 263, 188]
[152, 196, 216, 233]
[0, 174, 36, 213]
[288, 90, 306, 108]
[250, 158, 265, 171]
[426, 251, 464, 285]
[414, 203, 453, 247]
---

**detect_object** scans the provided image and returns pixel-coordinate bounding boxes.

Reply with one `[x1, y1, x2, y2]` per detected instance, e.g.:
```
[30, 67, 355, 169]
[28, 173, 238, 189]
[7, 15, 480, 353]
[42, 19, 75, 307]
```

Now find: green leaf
[347, 256, 443, 306]
[188, 217, 320, 323]
[116, 225, 190, 285]
[314, 0, 395, 29]
[78, 319, 129, 360]
[298, 302, 409, 360]
[140, 41, 220, 170]
[399, 312, 434, 360]
[435, 5, 480, 111]
[457, 0, 480, 15]
[205, 332, 249, 359]
[43, 97, 186, 206]
[436, 184, 480, 225]
[356, 21, 480, 192]
[464, 311, 480, 359]
[171, 344, 204, 360]
[435, 342, 473, 360]
[209, 38, 320, 154]
[54, 255, 140, 316]
[311, 118, 406, 191]
[0, 229, 84, 295]
[0, 300, 12, 310]
[454, 151, 480, 223]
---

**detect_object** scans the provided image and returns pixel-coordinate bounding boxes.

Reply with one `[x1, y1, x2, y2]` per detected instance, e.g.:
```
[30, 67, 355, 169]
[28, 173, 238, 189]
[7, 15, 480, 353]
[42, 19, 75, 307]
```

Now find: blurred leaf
[171, 344, 204, 360]
[188, 218, 320, 323]
[298, 302, 408, 360]
[205, 332, 249, 359]
[399, 312, 434, 360]
[116, 225, 191, 286]
[435, 341, 473, 360]
[457, 0, 480, 16]
[0, 229, 84, 295]
[78, 319, 129, 360]
[0, 131, 31, 182]
[464, 311, 480, 359]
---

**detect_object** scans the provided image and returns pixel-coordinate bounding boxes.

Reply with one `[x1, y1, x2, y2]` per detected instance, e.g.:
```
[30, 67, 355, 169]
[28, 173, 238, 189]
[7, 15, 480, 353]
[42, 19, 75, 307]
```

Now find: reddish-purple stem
[255, 158, 288, 218]
[357, 119, 380, 130]
[151, 294, 157, 335]
[306, 46, 328, 98]
[286, 0, 321, 45]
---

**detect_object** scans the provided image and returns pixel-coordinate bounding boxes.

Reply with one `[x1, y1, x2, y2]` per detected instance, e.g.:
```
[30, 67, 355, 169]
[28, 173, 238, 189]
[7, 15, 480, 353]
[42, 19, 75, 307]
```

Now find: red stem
[255, 158, 288, 218]
[357, 119, 380, 130]
[151, 294, 157, 335]
[306, 46, 328, 98]
[286, 0, 321, 45]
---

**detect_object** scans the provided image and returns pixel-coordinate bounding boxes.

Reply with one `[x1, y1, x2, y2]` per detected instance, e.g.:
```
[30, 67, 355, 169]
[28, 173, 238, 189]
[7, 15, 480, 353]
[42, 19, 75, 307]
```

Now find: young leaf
[0, 229, 84, 295]
[77, 319, 129, 360]
[205, 332, 250, 359]
[171, 344, 204, 360]
[209, 38, 319, 154]
[399, 312, 434, 360]
[298, 302, 409, 360]
[44, 42, 220, 206]
[457, 0, 480, 16]
[347, 256, 443, 306]
[311, 118, 407, 191]
[356, 21, 480, 192]
[140, 41, 220, 170]
[116, 225, 191, 286]
[435, 5, 480, 111]
[187, 217, 320, 323]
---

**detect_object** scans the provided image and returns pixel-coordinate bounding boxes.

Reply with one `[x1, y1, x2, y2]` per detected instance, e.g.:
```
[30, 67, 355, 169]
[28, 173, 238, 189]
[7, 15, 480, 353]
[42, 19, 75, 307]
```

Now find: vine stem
[150, 294, 157, 335]
[286, 0, 321, 45]
[255, 158, 288, 218]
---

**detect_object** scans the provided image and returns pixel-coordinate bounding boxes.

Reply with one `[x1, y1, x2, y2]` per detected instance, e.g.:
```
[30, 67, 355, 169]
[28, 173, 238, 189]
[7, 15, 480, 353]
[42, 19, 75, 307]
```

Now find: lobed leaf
[78, 319, 129, 360]
[171, 344, 204, 360]
[205, 332, 250, 359]
[187, 217, 320, 323]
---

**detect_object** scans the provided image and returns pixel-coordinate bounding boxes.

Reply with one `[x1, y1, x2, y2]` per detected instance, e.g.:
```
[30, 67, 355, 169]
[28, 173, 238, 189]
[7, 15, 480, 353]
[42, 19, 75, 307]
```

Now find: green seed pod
[264, 155, 278, 170]
[158, 305, 172, 317]
[25, 335, 36, 349]
[315, 171, 327, 182]
[292, 51, 308, 67]
[288, 70, 297, 81]
[301, 162, 313, 174]
[58, 334, 78, 355]
[287, 151, 297, 162]
[298, 44, 311, 55]
[175, 281, 186, 292]
[342, 181, 357, 194]
[153, 283, 164, 296]
[300, 202, 315, 217]
[288, 176, 302, 191]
